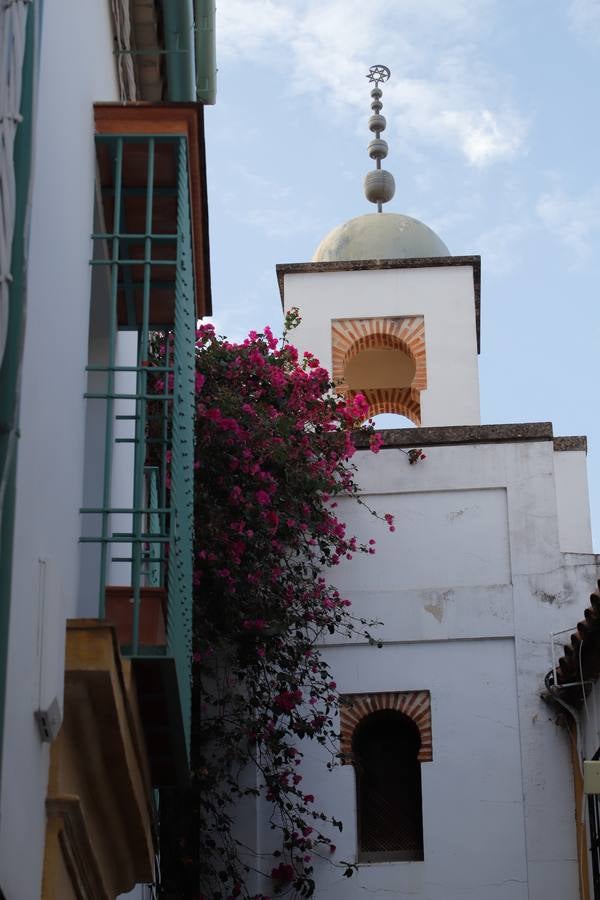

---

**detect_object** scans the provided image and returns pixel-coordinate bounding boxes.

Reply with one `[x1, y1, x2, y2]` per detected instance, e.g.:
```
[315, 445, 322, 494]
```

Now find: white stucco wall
[302, 639, 529, 900]
[0, 4, 119, 897]
[554, 449, 593, 553]
[245, 436, 598, 899]
[281, 264, 481, 427]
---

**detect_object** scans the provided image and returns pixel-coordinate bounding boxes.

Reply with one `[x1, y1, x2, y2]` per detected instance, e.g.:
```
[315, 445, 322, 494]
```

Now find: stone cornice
[276, 255, 482, 351]
[352, 421, 556, 450]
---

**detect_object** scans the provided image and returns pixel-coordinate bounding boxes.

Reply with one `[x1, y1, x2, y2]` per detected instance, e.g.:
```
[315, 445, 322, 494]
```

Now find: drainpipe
[160, 0, 196, 102]
[160, 0, 216, 105]
[194, 0, 216, 105]
[0, 0, 42, 780]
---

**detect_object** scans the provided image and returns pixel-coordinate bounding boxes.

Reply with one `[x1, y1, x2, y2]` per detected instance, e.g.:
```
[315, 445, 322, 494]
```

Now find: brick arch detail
[339, 690, 432, 764]
[361, 387, 421, 421]
[332, 316, 427, 395]
[332, 317, 426, 424]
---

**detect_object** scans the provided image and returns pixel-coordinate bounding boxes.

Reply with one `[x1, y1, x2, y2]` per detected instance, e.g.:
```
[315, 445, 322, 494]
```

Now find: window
[353, 709, 424, 862]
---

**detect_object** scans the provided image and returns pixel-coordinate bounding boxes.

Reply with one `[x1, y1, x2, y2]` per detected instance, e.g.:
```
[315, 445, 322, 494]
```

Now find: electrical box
[34, 696, 62, 743]
[584, 760, 600, 794]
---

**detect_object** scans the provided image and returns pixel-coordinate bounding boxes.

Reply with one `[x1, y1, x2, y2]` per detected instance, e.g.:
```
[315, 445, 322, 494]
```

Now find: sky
[203, 0, 600, 549]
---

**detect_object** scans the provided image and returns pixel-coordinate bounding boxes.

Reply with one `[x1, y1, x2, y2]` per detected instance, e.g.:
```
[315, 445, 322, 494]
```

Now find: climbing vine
[154, 310, 390, 898]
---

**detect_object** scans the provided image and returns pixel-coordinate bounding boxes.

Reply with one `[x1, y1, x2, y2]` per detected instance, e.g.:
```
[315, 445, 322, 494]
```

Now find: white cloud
[438, 109, 523, 167]
[536, 186, 600, 261]
[217, 0, 527, 167]
[567, 0, 600, 39]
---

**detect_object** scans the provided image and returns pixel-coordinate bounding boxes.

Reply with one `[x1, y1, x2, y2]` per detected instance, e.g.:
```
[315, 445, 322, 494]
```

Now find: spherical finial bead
[368, 138, 388, 160]
[364, 169, 395, 204]
[368, 114, 386, 134]
[370, 87, 383, 99]
[371, 99, 383, 113]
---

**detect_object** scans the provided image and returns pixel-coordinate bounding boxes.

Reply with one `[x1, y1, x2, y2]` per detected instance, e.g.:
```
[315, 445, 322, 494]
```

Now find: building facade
[239, 210, 600, 899]
[0, 3, 215, 898]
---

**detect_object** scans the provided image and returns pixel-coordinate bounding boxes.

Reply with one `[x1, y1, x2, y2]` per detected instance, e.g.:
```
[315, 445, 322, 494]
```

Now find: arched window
[331, 316, 427, 424]
[353, 709, 424, 862]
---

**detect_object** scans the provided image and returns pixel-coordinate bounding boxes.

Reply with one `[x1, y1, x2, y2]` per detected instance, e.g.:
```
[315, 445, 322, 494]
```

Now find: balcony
[80, 105, 210, 787]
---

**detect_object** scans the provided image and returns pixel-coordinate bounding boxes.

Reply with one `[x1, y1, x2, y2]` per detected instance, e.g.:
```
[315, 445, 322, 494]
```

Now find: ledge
[43, 620, 155, 899]
[553, 436, 587, 453]
[44, 795, 110, 900]
[353, 421, 554, 450]
[276, 255, 481, 351]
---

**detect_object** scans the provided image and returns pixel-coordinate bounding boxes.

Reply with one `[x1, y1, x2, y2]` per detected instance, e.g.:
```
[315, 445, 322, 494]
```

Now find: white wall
[244, 436, 599, 899]
[299, 639, 529, 900]
[110, 332, 138, 586]
[281, 264, 481, 427]
[0, 4, 119, 897]
[554, 449, 593, 553]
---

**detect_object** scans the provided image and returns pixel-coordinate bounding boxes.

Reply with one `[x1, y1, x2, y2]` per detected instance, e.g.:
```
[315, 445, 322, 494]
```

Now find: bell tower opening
[332, 316, 426, 425]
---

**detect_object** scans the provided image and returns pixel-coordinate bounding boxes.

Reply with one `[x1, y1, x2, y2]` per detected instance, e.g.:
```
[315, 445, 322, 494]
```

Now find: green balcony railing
[81, 133, 196, 784]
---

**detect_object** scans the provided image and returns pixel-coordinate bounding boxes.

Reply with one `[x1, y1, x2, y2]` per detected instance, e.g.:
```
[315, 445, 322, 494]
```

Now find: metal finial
[364, 65, 395, 212]
[366, 64, 390, 86]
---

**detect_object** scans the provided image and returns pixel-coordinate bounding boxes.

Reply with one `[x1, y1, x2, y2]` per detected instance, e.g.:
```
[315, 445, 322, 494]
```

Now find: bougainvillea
[157, 310, 391, 898]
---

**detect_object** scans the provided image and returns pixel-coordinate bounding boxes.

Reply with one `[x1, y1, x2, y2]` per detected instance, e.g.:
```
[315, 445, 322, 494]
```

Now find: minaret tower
[266, 65, 598, 900]
[276, 65, 482, 427]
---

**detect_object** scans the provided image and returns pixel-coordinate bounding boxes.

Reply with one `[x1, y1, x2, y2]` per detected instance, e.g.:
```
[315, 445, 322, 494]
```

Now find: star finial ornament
[366, 64, 391, 86]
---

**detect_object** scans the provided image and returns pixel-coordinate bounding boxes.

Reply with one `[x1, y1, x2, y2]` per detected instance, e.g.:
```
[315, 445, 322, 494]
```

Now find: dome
[312, 212, 449, 263]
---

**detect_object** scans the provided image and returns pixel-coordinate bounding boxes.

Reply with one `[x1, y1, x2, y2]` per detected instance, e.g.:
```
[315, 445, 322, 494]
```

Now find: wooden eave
[43, 620, 156, 898]
[94, 102, 212, 319]
[554, 580, 600, 705]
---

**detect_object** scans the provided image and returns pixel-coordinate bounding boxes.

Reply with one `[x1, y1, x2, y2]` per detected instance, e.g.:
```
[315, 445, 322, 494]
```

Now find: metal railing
[81, 133, 195, 755]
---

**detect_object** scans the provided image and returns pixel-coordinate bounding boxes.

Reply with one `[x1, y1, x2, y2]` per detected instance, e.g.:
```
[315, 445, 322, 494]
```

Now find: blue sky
[204, 0, 600, 548]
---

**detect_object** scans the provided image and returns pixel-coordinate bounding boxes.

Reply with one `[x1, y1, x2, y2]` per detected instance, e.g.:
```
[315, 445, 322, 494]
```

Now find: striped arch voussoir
[331, 317, 427, 423]
[339, 690, 432, 763]
[358, 387, 421, 422]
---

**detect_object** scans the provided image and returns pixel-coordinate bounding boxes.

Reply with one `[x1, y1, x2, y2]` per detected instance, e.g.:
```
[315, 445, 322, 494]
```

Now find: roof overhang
[94, 103, 212, 320]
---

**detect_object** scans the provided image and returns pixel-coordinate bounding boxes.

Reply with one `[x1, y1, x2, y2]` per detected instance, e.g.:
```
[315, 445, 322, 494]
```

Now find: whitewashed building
[244, 68, 600, 900]
[0, 3, 215, 899]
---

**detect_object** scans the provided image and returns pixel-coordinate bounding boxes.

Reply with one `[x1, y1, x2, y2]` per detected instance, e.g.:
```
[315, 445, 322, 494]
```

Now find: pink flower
[274, 690, 303, 712]
[369, 432, 384, 454]
[256, 489, 271, 506]
[265, 509, 279, 532]
[271, 863, 294, 884]
[242, 618, 267, 631]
